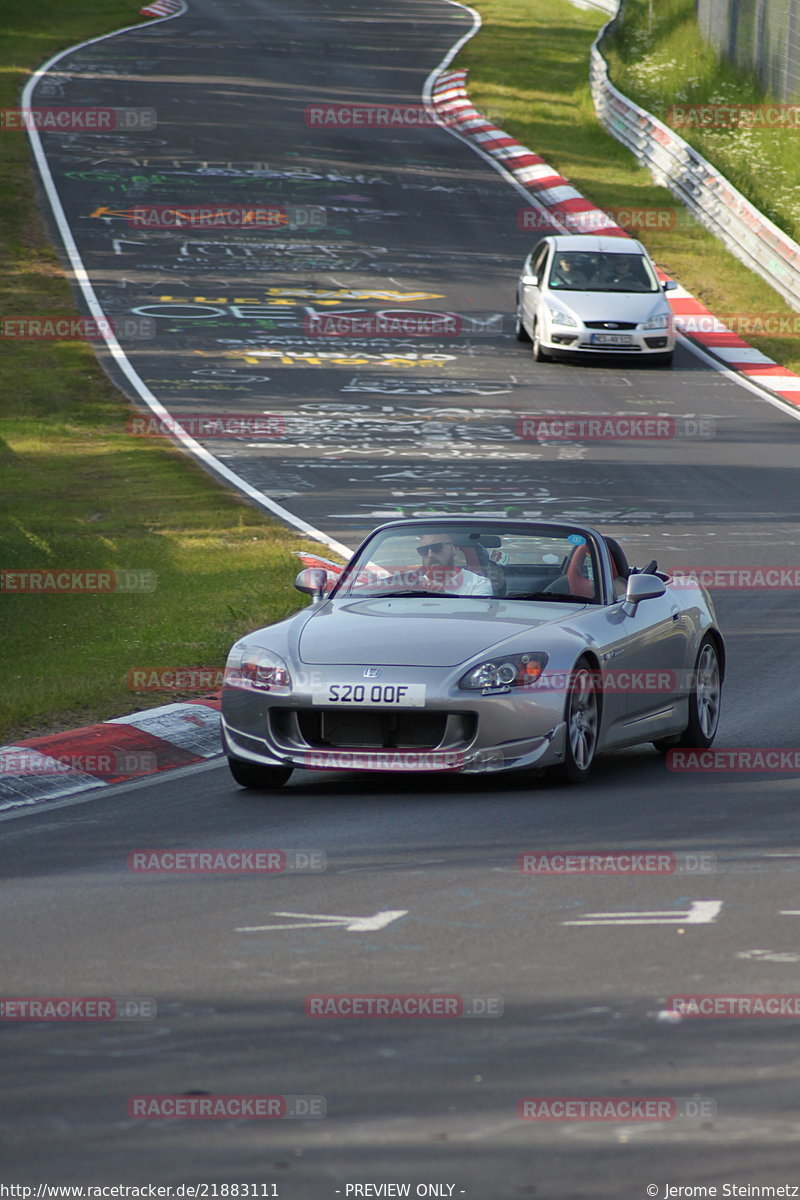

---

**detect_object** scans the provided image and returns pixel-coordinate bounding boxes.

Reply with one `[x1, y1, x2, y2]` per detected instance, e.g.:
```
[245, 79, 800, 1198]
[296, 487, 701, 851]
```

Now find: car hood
[547, 290, 667, 324]
[297, 596, 582, 666]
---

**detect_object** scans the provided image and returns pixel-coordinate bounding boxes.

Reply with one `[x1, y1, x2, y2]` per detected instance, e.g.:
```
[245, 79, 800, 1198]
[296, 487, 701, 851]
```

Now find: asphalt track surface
[6, 0, 800, 1193]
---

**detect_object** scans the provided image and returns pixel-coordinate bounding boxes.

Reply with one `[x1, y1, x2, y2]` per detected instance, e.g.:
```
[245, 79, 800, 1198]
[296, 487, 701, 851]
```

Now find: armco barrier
[589, 6, 800, 311]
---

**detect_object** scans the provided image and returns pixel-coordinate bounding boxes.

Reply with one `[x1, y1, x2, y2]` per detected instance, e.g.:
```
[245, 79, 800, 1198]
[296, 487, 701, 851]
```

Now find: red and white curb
[0, 551, 349, 811]
[430, 68, 800, 410]
[0, 697, 221, 812]
[140, 0, 182, 16]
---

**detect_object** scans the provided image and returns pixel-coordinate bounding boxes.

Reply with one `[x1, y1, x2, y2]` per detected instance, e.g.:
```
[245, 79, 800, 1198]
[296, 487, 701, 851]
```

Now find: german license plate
[590, 333, 633, 345]
[312, 682, 425, 707]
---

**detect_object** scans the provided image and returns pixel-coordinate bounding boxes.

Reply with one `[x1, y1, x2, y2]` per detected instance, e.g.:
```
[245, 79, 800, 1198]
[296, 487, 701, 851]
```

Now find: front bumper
[543, 325, 674, 356]
[221, 666, 569, 775]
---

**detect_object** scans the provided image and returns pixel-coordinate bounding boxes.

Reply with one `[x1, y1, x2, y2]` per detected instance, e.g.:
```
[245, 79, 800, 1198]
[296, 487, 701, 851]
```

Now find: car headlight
[224, 645, 292, 693]
[642, 313, 670, 330]
[459, 652, 549, 691]
[547, 308, 578, 327]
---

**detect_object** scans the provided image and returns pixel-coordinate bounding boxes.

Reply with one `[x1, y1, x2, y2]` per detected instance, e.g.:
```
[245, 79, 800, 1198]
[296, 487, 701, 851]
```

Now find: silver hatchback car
[515, 234, 677, 365]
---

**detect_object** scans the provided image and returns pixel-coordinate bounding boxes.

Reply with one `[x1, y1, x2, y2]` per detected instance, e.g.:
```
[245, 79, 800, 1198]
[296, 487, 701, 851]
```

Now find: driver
[416, 534, 492, 596]
[605, 256, 645, 288]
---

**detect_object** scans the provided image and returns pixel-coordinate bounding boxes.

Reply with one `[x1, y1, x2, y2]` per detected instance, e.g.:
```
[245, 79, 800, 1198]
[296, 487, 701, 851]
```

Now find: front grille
[584, 320, 638, 330]
[296, 709, 451, 750]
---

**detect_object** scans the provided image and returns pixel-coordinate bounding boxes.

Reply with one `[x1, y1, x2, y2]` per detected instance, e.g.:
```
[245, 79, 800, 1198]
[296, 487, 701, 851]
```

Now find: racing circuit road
[5, 0, 800, 1193]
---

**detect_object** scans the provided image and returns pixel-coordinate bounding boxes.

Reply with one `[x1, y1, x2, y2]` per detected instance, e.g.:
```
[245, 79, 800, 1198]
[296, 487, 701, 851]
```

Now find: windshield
[547, 251, 659, 293]
[333, 525, 601, 603]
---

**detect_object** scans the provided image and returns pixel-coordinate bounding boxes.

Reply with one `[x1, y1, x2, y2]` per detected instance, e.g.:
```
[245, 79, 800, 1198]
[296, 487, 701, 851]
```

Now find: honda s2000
[221, 519, 724, 789]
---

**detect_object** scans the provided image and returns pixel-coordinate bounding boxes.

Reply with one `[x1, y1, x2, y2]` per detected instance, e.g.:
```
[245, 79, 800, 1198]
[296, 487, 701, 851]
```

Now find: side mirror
[295, 567, 329, 600]
[622, 572, 666, 615]
[662, 280, 678, 291]
[521, 274, 539, 288]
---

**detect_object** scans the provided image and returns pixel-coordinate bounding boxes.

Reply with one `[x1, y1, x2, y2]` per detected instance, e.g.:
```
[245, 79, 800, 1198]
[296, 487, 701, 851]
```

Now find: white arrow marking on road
[235, 909, 408, 933]
[563, 900, 722, 926]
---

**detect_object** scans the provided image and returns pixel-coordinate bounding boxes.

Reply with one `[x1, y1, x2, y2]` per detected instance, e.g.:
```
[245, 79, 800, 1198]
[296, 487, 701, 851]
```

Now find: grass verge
[456, 0, 800, 371]
[603, 0, 800, 248]
[0, 1, 331, 742]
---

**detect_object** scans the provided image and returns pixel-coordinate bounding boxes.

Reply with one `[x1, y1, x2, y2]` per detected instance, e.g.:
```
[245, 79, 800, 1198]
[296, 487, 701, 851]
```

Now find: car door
[619, 589, 694, 730]
[520, 242, 550, 333]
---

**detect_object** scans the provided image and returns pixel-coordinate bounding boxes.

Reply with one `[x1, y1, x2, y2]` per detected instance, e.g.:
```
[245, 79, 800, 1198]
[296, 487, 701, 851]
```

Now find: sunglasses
[417, 541, 452, 557]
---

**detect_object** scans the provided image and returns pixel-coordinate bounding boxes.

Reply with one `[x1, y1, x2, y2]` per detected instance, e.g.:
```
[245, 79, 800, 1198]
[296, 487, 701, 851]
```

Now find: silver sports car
[221, 519, 724, 788]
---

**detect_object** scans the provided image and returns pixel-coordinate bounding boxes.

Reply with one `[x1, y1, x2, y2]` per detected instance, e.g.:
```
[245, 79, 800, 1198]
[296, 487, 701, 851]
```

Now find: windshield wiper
[507, 591, 589, 602]
[356, 589, 461, 598]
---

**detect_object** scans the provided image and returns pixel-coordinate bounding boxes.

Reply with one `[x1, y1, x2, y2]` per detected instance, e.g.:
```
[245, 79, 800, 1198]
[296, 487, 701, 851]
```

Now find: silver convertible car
[221, 519, 724, 789]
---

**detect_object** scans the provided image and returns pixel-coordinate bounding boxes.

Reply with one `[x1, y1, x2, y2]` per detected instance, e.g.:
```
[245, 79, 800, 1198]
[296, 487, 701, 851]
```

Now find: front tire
[515, 301, 531, 342]
[553, 659, 600, 784]
[650, 351, 673, 367]
[653, 637, 721, 752]
[228, 757, 293, 790]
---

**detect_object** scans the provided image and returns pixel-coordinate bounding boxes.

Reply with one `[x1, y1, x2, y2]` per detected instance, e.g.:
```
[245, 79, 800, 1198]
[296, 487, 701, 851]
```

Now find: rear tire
[228, 757, 293, 790]
[553, 659, 600, 784]
[652, 637, 721, 752]
[532, 323, 551, 362]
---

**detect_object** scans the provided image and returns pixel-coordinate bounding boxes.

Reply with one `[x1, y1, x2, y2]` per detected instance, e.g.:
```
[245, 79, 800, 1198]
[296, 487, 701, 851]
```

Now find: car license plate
[311, 682, 426, 707]
[590, 332, 633, 345]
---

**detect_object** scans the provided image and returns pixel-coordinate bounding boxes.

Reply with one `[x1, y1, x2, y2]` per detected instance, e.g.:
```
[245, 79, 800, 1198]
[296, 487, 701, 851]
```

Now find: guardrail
[589, 6, 800, 311]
